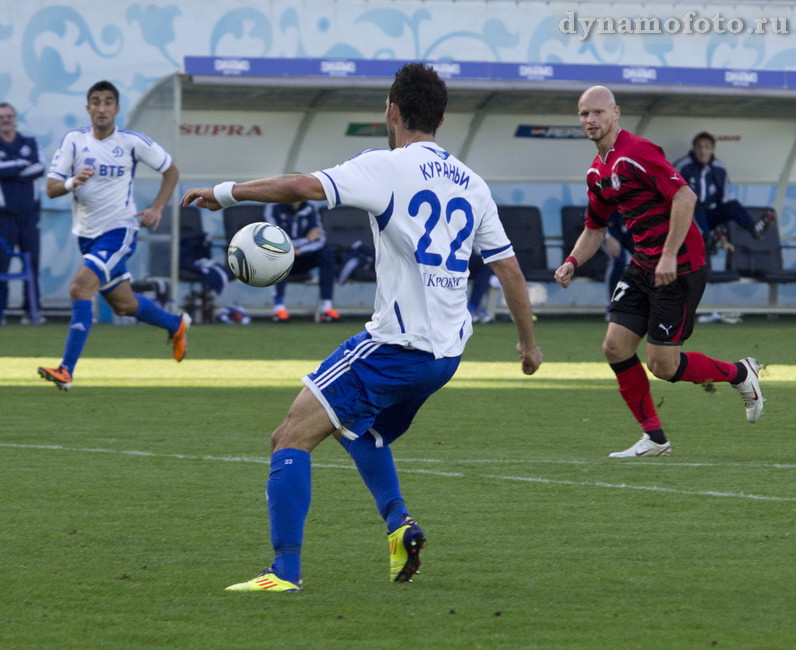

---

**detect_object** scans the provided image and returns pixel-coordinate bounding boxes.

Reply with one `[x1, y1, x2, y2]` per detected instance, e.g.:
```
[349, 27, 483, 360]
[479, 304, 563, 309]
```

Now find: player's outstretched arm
[554, 226, 607, 288]
[489, 256, 543, 376]
[180, 186, 221, 210]
[181, 174, 325, 211]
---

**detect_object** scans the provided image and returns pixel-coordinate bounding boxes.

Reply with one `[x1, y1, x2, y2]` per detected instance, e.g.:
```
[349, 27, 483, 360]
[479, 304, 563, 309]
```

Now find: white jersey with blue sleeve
[313, 142, 514, 358]
[48, 127, 172, 238]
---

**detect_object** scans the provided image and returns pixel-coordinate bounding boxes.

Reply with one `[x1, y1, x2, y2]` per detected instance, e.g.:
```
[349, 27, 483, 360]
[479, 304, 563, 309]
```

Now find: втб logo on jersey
[83, 156, 125, 177]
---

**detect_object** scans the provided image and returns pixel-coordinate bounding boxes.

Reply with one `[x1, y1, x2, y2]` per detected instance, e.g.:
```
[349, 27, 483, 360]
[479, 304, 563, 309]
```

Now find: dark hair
[692, 131, 715, 147]
[87, 80, 120, 104]
[0, 102, 16, 116]
[388, 63, 447, 134]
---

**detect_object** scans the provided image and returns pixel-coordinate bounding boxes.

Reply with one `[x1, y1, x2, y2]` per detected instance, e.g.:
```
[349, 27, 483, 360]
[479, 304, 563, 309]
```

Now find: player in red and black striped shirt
[555, 86, 764, 458]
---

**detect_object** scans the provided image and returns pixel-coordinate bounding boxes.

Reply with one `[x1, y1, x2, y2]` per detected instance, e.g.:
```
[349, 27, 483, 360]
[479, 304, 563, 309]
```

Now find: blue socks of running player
[134, 294, 181, 334]
[62, 299, 93, 374]
[62, 295, 180, 375]
[339, 434, 409, 533]
[62, 295, 179, 374]
[268, 448, 311, 583]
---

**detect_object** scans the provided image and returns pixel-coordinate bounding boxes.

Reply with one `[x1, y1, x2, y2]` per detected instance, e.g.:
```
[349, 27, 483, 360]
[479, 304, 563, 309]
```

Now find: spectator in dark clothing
[0, 102, 45, 324]
[265, 201, 339, 322]
[673, 132, 773, 254]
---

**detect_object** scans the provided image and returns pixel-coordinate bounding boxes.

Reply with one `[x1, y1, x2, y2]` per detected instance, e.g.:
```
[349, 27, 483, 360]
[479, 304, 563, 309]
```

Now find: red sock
[611, 356, 662, 432]
[676, 352, 739, 384]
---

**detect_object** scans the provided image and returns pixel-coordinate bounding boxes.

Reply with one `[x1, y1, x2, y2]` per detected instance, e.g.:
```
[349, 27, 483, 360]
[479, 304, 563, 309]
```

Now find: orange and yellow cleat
[170, 313, 191, 362]
[37, 365, 73, 391]
[225, 570, 303, 593]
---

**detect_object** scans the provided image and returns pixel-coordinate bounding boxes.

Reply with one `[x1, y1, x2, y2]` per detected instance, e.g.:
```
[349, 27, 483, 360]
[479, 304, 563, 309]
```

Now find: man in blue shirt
[673, 132, 773, 251]
[264, 201, 339, 322]
[0, 102, 45, 324]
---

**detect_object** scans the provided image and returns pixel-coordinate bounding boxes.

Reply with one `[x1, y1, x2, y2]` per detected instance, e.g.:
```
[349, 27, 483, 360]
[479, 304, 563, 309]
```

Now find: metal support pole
[169, 73, 183, 310]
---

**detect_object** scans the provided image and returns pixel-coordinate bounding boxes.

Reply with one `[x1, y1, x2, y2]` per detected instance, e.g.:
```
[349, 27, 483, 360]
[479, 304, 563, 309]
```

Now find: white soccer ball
[227, 222, 295, 287]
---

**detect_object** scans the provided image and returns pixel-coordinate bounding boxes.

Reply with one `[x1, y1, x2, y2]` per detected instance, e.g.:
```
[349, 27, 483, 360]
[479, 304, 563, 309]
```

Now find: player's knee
[270, 428, 282, 452]
[271, 417, 322, 453]
[69, 278, 93, 301]
[111, 301, 137, 317]
[647, 357, 675, 381]
[271, 423, 295, 451]
[602, 338, 629, 363]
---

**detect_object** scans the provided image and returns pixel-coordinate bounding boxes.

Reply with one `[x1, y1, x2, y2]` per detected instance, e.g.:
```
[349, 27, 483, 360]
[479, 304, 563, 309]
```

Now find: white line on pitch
[2, 442, 793, 502]
[485, 474, 794, 502]
[0, 443, 462, 478]
[397, 457, 796, 470]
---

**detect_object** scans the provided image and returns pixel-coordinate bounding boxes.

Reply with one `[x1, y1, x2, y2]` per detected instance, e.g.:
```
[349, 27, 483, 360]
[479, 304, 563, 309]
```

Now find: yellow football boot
[225, 570, 302, 593]
[388, 517, 426, 582]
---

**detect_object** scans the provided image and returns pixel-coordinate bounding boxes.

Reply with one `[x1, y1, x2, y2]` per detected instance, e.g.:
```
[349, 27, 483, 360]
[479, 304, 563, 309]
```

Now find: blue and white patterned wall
[3, 0, 795, 168]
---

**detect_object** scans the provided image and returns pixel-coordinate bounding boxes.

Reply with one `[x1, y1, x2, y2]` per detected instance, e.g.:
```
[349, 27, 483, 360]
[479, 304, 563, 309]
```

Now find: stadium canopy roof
[127, 57, 796, 297]
[142, 56, 796, 114]
[129, 57, 796, 178]
[129, 56, 796, 185]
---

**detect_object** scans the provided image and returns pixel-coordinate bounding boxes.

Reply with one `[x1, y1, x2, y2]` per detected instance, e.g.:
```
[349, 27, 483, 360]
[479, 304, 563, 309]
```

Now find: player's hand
[72, 166, 94, 188]
[554, 262, 575, 288]
[654, 254, 677, 287]
[516, 343, 543, 376]
[136, 207, 162, 230]
[181, 187, 222, 211]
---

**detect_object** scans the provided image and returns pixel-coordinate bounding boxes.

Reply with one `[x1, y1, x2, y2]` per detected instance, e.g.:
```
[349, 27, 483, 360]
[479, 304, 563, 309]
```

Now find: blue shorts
[302, 331, 461, 446]
[78, 227, 138, 294]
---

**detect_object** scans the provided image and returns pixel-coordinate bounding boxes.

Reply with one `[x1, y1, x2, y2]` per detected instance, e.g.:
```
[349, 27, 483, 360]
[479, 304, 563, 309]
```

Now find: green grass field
[1, 316, 794, 649]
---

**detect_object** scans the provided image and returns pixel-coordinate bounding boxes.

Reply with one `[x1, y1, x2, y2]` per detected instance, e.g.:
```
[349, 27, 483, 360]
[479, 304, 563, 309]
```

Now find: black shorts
[608, 263, 707, 346]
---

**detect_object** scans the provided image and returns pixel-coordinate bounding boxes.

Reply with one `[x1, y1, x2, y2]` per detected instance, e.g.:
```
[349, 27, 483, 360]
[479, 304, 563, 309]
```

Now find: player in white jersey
[38, 81, 188, 391]
[182, 63, 543, 592]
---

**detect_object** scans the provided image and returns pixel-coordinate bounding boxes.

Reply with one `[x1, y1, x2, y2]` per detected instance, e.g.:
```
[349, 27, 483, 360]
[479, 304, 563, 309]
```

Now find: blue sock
[268, 448, 312, 583]
[62, 299, 93, 375]
[339, 435, 408, 533]
[134, 294, 181, 334]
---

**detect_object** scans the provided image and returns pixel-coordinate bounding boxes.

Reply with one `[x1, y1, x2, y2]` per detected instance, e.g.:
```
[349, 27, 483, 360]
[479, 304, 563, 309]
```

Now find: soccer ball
[227, 222, 295, 287]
